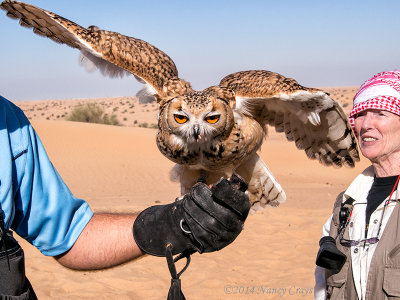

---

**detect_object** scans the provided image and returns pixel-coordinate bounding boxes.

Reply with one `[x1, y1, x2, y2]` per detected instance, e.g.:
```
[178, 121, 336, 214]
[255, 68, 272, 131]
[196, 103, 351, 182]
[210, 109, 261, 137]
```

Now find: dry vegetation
[66, 103, 120, 126]
[13, 86, 358, 127]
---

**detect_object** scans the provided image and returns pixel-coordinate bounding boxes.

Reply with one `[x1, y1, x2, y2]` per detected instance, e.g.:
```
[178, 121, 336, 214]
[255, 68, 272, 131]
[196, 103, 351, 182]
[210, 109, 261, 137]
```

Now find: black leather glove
[133, 174, 250, 256]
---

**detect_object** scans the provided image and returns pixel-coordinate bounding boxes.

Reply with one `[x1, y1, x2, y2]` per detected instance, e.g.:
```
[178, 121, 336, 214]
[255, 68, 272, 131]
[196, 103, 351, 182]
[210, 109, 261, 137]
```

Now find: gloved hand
[133, 173, 250, 256]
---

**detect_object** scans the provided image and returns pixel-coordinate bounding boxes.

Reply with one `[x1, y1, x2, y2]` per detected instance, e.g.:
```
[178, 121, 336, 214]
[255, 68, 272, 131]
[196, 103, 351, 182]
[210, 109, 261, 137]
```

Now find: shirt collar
[343, 165, 375, 204]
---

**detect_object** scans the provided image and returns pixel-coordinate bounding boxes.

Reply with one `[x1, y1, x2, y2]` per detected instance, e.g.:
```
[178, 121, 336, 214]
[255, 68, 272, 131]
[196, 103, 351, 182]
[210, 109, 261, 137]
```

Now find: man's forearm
[55, 213, 144, 270]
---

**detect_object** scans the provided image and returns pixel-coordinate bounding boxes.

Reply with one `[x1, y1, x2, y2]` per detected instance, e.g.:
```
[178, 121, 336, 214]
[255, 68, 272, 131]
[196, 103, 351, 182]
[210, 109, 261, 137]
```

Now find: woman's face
[354, 109, 400, 164]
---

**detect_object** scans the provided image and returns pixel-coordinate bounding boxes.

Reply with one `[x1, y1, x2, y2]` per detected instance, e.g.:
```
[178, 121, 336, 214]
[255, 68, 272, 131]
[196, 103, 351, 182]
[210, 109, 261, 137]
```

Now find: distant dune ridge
[9, 86, 368, 300]
[15, 96, 158, 128]
[13, 86, 358, 128]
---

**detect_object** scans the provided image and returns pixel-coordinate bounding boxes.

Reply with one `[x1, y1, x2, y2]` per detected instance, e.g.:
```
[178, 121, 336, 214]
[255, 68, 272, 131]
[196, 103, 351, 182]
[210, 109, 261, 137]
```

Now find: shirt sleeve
[10, 114, 93, 256]
[313, 215, 332, 300]
[322, 214, 333, 237]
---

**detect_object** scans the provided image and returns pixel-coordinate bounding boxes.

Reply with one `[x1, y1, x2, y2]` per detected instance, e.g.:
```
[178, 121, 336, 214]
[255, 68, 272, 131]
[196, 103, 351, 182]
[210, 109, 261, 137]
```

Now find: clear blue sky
[1, 0, 400, 101]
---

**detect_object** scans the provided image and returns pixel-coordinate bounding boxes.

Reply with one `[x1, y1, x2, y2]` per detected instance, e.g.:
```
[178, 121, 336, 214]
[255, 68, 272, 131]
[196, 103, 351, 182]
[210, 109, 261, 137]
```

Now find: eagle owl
[1, 1, 360, 210]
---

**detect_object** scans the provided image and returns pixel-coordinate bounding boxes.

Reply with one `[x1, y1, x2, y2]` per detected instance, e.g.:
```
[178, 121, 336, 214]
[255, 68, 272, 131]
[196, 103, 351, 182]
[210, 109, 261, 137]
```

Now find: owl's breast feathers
[156, 114, 264, 172]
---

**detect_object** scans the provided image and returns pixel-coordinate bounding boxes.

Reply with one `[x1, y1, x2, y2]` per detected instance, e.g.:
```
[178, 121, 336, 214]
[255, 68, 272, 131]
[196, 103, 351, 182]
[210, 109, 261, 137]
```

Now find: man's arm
[56, 175, 250, 270]
[55, 213, 144, 270]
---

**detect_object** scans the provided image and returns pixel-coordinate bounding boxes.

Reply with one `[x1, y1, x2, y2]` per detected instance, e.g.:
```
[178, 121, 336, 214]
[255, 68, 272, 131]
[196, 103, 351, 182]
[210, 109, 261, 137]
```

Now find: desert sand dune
[10, 90, 369, 299]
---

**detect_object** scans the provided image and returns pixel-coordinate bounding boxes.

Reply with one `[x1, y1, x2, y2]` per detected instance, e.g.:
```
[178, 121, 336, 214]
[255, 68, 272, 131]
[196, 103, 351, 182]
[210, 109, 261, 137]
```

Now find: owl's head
[159, 86, 236, 145]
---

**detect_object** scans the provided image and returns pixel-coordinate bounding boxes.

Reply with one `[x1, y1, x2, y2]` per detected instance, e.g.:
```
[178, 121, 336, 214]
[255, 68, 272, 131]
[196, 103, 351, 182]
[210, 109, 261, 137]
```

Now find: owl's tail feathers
[235, 153, 286, 214]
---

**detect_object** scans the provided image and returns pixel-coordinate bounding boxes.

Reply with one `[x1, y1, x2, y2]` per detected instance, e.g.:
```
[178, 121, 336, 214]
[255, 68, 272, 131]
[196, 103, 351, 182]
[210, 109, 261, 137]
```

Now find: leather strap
[165, 244, 193, 300]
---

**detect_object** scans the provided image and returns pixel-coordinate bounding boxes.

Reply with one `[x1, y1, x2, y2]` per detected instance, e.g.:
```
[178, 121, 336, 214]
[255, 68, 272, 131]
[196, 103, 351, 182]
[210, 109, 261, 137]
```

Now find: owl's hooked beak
[193, 124, 201, 141]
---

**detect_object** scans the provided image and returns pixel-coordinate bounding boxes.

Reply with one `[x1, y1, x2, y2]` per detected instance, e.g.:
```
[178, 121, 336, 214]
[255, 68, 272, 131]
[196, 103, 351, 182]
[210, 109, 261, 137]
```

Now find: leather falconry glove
[133, 173, 250, 257]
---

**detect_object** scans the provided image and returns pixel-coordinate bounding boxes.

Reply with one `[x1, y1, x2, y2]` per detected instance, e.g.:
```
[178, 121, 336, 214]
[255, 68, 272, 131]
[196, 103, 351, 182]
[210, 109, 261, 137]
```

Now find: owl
[1, 1, 359, 210]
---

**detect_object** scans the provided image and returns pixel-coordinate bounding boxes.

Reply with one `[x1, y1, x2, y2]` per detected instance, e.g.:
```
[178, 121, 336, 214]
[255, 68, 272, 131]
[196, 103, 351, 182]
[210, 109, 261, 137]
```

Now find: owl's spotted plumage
[1, 1, 360, 210]
[156, 87, 263, 173]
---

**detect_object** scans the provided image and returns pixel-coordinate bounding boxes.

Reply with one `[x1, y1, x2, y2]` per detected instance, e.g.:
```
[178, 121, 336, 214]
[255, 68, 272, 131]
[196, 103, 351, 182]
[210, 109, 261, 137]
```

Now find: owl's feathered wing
[2, 1, 360, 212]
[220, 70, 359, 168]
[0, 0, 191, 102]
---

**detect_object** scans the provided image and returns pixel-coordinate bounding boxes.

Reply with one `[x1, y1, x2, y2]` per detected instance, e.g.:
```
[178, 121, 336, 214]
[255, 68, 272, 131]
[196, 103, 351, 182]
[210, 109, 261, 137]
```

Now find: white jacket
[314, 166, 399, 300]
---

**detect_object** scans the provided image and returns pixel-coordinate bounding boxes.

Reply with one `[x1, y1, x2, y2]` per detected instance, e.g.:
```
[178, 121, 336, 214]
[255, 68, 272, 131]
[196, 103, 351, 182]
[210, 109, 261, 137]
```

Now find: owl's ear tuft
[214, 86, 236, 110]
[157, 95, 174, 108]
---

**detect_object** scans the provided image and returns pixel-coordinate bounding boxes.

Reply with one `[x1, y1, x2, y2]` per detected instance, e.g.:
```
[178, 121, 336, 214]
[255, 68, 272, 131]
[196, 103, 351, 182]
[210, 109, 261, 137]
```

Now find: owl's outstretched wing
[0, 0, 191, 102]
[220, 70, 359, 168]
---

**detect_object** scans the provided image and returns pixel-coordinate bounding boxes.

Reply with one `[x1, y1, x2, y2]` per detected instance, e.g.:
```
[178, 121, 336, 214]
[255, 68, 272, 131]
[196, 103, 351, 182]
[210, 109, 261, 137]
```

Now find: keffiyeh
[349, 70, 400, 130]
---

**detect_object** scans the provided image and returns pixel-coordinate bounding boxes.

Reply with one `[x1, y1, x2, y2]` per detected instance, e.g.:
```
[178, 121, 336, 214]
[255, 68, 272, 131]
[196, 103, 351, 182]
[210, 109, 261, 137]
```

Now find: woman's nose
[360, 112, 376, 129]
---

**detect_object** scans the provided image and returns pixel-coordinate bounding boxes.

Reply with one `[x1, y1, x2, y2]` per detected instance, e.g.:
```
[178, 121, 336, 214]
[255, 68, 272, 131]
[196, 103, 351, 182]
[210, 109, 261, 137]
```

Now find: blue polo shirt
[0, 96, 93, 256]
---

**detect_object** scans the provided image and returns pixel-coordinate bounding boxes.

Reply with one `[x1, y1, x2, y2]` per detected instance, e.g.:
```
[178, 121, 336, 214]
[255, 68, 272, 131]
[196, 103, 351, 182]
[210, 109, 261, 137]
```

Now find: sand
[10, 90, 369, 299]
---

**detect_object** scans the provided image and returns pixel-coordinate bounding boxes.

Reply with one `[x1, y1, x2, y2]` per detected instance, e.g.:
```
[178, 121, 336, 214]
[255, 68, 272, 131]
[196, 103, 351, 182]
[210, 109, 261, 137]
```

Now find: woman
[314, 70, 400, 300]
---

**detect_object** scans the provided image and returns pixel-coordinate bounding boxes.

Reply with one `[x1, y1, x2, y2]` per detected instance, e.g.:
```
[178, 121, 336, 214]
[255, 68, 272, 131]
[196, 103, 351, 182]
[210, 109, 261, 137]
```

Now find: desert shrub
[150, 123, 159, 129]
[67, 103, 120, 125]
[102, 113, 120, 125]
[138, 122, 158, 129]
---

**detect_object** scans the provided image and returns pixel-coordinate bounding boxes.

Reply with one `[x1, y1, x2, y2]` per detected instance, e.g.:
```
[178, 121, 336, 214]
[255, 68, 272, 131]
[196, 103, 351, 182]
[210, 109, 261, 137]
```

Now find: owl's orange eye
[205, 115, 220, 124]
[174, 114, 188, 124]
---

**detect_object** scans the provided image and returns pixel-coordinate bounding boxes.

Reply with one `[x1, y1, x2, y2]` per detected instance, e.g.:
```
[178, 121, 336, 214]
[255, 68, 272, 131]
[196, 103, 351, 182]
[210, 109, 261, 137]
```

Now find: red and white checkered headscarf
[349, 70, 400, 130]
